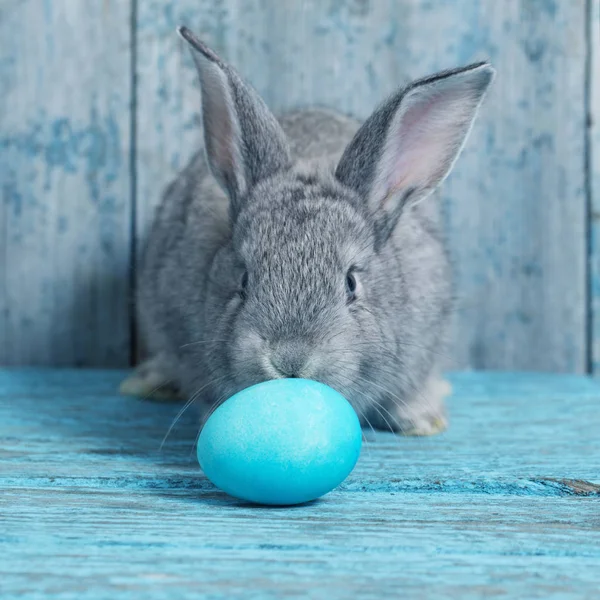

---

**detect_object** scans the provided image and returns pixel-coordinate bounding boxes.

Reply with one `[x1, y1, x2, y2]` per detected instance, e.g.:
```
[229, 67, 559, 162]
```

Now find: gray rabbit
[120, 26, 494, 435]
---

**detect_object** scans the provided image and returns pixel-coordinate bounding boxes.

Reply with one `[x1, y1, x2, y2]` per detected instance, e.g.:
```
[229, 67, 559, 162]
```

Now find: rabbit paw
[119, 356, 182, 401]
[402, 414, 448, 437]
[392, 376, 451, 436]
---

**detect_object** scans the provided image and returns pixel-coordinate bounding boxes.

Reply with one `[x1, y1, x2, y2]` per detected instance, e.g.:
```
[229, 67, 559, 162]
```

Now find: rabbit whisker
[189, 390, 230, 460]
[180, 339, 230, 349]
[159, 374, 229, 451]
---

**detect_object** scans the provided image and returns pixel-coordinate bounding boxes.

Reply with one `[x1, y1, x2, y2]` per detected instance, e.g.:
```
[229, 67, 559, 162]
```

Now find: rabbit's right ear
[178, 27, 291, 217]
[336, 62, 494, 245]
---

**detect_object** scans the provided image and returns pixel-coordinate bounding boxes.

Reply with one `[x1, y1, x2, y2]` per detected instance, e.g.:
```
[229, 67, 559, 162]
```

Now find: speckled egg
[197, 378, 362, 505]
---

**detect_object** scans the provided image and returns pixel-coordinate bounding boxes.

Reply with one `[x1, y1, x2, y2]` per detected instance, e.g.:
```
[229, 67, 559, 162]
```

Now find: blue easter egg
[197, 378, 362, 505]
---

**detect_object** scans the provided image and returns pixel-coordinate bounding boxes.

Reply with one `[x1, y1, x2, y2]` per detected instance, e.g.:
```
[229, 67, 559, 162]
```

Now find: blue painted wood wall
[1, 0, 598, 373]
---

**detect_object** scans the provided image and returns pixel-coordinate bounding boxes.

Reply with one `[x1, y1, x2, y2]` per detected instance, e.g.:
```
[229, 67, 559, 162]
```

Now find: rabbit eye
[345, 270, 357, 302]
[239, 271, 249, 299]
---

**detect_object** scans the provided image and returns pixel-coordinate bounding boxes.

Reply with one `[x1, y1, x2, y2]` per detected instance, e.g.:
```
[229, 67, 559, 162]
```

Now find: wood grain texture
[590, 0, 600, 373]
[1, 369, 599, 598]
[0, 0, 132, 366]
[134, 0, 589, 372]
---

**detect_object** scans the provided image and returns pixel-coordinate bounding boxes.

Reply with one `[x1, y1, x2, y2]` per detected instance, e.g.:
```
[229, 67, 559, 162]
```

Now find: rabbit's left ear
[336, 62, 494, 241]
[178, 27, 291, 217]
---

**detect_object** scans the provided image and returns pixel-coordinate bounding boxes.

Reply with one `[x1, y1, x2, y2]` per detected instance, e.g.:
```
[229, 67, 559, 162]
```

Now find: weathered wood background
[1, 0, 598, 372]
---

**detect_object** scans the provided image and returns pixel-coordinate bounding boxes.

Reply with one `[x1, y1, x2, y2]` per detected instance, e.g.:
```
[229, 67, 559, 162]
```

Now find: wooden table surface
[1, 369, 599, 599]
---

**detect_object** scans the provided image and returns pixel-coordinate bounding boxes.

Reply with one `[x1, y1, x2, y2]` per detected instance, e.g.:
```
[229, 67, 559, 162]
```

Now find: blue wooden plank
[589, 0, 600, 373]
[0, 0, 132, 366]
[1, 369, 599, 598]
[135, 0, 588, 372]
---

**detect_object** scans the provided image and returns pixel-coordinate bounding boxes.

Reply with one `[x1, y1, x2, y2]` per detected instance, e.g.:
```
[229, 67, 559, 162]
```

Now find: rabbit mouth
[261, 355, 288, 380]
[261, 353, 316, 380]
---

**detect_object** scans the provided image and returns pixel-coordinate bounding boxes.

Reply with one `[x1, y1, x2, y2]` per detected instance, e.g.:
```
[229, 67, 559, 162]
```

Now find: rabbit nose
[269, 341, 309, 378]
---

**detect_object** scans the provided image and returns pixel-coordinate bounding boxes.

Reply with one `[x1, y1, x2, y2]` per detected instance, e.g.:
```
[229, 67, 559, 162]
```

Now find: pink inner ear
[199, 59, 245, 199]
[208, 98, 237, 178]
[203, 79, 240, 189]
[386, 87, 471, 196]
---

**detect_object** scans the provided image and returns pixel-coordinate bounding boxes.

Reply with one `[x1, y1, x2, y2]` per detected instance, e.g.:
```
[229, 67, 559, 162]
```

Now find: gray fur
[133, 27, 494, 434]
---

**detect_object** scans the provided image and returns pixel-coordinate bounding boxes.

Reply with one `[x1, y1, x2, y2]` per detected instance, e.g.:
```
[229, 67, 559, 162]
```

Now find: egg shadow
[228, 497, 326, 509]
